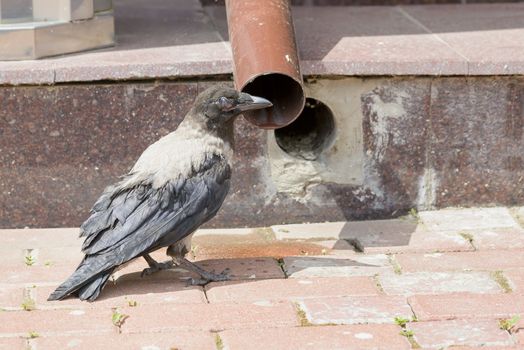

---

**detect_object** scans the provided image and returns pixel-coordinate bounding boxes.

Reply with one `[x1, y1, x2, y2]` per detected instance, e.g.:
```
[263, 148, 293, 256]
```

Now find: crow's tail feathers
[47, 258, 114, 302]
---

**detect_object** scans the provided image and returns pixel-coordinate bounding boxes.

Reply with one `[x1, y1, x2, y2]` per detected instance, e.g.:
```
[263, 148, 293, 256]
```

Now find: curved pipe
[225, 0, 305, 129]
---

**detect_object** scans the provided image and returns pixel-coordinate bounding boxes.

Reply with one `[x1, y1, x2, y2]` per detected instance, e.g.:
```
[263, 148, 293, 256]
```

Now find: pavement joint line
[458, 231, 477, 251]
[406, 299, 420, 327]
[345, 238, 364, 253]
[276, 258, 288, 278]
[213, 331, 224, 350]
[388, 254, 403, 275]
[26, 338, 36, 350]
[491, 271, 513, 293]
[395, 316, 421, 349]
[293, 301, 313, 327]
[372, 274, 386, 294]
[203, 285, 211, 304]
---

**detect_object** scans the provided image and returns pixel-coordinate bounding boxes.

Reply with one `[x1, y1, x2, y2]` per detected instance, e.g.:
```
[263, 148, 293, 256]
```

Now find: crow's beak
[236, 93, 273, 112]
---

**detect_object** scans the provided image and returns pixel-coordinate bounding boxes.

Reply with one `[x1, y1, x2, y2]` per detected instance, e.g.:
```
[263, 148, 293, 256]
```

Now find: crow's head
[192, 86, 272, 128]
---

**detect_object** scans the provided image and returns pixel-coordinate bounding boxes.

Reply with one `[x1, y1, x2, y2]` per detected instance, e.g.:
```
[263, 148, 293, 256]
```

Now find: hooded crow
[48, 86, 272, 301]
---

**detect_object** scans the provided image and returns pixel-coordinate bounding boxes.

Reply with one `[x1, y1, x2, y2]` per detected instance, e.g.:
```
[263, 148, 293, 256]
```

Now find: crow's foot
[172, 257, 231, 286]
[186, 268, 231, 286]
[141, 254, 174, 277]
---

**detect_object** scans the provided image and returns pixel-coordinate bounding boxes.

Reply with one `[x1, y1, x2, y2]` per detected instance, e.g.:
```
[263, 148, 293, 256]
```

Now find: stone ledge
[0, 1, 523, 84]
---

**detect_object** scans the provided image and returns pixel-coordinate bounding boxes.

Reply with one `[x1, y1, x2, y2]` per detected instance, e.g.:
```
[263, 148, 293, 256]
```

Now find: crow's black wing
[48, 153, 231, 301]
[80, 153, 231, 260]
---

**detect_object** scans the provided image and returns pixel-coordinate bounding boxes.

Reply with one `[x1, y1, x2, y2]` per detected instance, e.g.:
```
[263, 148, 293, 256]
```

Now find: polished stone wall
[1, 77, 523, 228]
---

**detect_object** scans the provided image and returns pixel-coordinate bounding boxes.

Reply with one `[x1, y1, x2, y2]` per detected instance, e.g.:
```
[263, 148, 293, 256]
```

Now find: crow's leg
[172, 257, 230, 286]
[140, 254, 174, 277]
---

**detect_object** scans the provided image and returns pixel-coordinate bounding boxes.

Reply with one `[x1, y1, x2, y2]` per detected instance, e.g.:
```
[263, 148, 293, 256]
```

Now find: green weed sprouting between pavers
[27, 331, 39, 339]
[25, 255, 36, 266]
[214, 333, 224, 350]
[499, 315, 521, 331]
[111, 308, 129, 331]
[395, 316, 421, 348]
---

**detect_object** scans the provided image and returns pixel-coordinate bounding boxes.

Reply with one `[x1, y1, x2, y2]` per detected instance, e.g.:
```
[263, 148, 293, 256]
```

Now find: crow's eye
[218, 97, 234, 110]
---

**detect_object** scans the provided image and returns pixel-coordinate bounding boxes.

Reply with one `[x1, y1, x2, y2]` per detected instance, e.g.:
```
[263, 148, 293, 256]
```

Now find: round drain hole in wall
[274, 97, 335, 160]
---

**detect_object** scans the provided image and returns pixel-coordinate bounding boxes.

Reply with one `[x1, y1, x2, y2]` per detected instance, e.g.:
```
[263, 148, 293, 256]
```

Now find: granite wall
[1, 76, 523, 228]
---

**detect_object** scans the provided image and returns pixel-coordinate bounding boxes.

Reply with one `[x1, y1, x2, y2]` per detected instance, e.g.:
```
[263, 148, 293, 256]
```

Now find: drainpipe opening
[242, 73, 304, 129]
[274, 97, 336, 161]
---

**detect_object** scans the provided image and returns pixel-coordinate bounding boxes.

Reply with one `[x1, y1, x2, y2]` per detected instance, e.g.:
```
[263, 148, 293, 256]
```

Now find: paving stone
[33, 331, 216, 350]
[505, 269, 524, 292]
[408, 293, 524, 321]
[273, 221, 473, 254]
[220, 324, 411, 350]
[0, 247, 84, 267]
[0, 309, 114, 336]
[445, 347, 519, 350]
[114, 256, 285, 283]
[122, 301, 298, 333]
[315, 239, 356, 253]
[193, 240, 327, 260]
[206, 277, 379, 303]
[466, 228, 524, 250]
[419, 208, 519, 232]
[194, 227, 263, 238]
[517, 329, 524, 346]
[299, 296, 413, 325]
[379, 271, 502, 295]
[337, 219, 424, 252]
[408, 320, 514, 348]
[0, 228, 81, 249]
[272, 222, 347, 240]
[0, 338, 27, 350]
[40, 280, 206, 309]
[363, 230, 473, 254]
[396, 250, 524, 272]
[0, 285, 25, 309]
[284, 254, 393, 278]
[401, 4, 524, 75]
[195, 258, 285, 280]
[0, 264, 77, 285]
[272, 219, 420, 244]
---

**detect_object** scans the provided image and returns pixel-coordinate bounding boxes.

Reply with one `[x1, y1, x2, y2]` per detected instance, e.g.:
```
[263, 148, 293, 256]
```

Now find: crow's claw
[140, 260, 174, 277]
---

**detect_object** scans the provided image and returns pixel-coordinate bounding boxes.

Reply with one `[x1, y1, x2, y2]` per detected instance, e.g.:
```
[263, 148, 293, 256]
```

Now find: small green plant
[44, 260, 53, 267]
[394, 316, 410, 327]
[409, 208, 420, 221]
[190, 244, 199, 259]
[400, 329, 414, 337]
[214, 333, 224, 350]
[372, 274, 385, 293]
[459, 232, 474, 245]
[111, 309, 128, 329]
[395, 315, 420, 348]
[499, 315, 521, 331]
[21, 299, 36, 311]
[126, 299, 138, 307]
[25, 255, 36, 266]
[27, 331, 39, 339]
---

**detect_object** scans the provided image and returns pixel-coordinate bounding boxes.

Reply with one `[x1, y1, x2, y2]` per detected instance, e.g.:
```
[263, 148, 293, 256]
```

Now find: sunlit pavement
[1, 207, 524, 349]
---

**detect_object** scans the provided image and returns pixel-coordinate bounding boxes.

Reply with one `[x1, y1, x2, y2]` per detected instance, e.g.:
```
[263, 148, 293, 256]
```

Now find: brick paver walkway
[1, 207, 523, 349]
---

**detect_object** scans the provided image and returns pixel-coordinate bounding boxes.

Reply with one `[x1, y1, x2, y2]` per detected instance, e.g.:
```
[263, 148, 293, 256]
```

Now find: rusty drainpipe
[225, 0, 305, 129]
